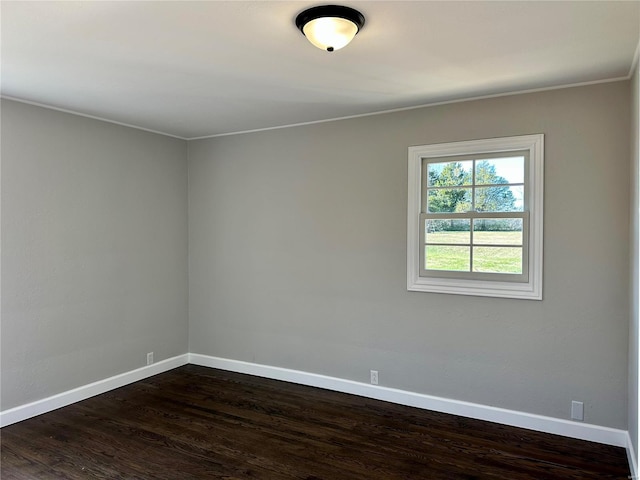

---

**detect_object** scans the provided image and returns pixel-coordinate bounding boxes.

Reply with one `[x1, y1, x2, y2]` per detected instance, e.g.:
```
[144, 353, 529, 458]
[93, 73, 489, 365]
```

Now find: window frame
[407, 134, 544, 300]
[420, 151, 529, 282]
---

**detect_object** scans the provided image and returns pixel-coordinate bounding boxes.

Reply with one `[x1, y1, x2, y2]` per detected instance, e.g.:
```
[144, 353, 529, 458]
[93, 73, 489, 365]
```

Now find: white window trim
[407, 134, 544, 300]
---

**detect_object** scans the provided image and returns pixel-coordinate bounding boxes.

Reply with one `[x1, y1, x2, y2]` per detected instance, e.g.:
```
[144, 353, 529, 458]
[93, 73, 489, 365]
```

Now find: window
[407, 135, 543, 299]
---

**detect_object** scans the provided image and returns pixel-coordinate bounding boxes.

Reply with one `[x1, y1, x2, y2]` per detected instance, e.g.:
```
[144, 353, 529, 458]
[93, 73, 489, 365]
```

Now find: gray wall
[1, 81, 632, 432]
[630, 62, 639, 463]
[1, 99, 189, 410]
[189, 82, 630, 429]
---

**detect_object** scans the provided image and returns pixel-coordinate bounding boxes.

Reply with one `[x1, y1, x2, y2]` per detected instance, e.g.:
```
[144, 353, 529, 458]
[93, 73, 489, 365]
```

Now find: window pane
[473, 247, 522, 274]
[428, 188, 472, 213]
[473, 219, 523, 245]
[426, 219, 470, 244]
[475, 157, 524, 185]
[474, 186, 523, 212]
[427, 161, 473, 187]
[425, 246, 470, 271]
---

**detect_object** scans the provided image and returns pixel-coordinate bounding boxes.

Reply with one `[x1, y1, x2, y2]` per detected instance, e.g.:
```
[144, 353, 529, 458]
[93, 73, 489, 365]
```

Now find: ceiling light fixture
[295, 5, 365, 52]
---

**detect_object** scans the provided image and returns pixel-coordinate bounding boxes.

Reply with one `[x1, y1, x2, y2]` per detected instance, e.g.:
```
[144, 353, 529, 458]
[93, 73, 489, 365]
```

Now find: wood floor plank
[0, 365, 630, 479]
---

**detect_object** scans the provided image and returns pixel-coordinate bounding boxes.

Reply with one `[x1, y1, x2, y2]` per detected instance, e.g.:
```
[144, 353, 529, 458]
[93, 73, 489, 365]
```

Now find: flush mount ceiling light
[295, 5, 365, 52]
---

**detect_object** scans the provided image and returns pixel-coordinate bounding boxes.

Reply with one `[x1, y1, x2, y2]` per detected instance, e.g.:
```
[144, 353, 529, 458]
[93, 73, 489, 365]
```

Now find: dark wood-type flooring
[1, 364, 630, 479]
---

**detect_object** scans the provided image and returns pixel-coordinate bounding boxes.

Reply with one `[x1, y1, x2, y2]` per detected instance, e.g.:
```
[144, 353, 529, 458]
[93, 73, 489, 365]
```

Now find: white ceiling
[2, 1, 639, 139]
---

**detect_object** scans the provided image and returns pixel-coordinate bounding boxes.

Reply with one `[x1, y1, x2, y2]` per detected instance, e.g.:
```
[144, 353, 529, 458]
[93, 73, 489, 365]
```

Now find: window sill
[407, 275, 542, 300]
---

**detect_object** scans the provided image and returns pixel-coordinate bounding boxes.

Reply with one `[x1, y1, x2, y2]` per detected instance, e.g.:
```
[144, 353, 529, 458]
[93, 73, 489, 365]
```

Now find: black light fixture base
[295, 5, 365, 34]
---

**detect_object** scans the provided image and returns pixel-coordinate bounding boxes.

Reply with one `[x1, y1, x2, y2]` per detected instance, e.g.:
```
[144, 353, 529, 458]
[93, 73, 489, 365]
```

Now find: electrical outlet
[370, 370, 378, 385]
[147, 352, 154, 366]
[571, 400, 584, 421]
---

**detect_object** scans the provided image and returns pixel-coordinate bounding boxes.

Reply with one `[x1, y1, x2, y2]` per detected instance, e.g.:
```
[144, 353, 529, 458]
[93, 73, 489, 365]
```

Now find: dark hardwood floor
[1, 365, 630, 479]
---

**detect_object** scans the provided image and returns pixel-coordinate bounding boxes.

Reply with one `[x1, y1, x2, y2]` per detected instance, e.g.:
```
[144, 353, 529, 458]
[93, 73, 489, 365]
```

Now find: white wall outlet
[370, 370, 378, 385]
[146, 352, 154, 366]
[571, 400, 584, 421]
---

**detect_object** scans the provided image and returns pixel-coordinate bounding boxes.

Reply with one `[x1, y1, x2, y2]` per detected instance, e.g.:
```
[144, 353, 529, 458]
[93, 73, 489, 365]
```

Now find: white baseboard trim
[0, 354, 189, 428]
[189, 353, 629, 449]
[628, 432, 639, 480]
[1, 351, 631, 469]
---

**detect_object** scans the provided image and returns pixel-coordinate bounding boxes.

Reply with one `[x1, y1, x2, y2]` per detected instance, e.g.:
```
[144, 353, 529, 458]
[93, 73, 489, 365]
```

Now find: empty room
[1, 1, 639, 479]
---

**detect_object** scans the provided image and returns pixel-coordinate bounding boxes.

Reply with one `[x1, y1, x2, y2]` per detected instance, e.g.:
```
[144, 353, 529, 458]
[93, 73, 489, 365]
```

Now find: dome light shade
[295, 5, 365, 52]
